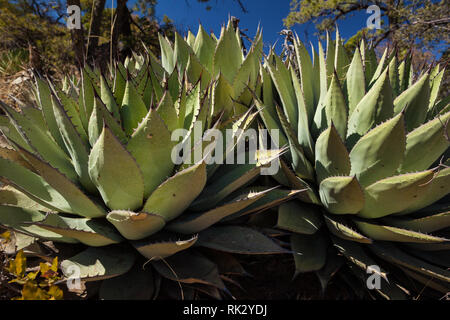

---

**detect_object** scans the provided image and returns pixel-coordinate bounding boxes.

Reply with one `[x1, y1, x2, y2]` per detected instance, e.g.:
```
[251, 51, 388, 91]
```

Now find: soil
[227, 255, 361, 300]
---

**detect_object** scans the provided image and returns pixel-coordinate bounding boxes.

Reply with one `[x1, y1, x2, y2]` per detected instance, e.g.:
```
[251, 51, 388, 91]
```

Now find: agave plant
[255, 30, 450, 298]
[0, 38, 296, 299]
[156, 19, 263, 119]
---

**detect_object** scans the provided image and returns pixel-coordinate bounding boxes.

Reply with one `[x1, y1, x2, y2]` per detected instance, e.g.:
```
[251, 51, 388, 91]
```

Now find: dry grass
[0, 70, 34, 110]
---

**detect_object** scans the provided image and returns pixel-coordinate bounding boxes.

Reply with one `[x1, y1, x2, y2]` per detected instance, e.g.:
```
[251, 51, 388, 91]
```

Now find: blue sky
[151, 0, 375, 51]
[97, 0, 445, 58]
[95, 1, 385, 53]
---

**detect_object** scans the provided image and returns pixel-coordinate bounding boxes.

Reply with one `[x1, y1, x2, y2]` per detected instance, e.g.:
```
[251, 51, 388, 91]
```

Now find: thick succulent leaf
[275, 105, 314, 180]
[54, 87, 89, 142]
[393, 73, 430, 132]
[0, 185, 49, 211]
[183, 83, 201, 130]
[51, 96, 97, 193]
[191, 163, 259, 211]
[333, 29, 350, 81]
[349, 113, 406, 187]
[1, 101, 77, 182]
[167, 189, 268, 234]
[293, 36, 314, 119]
[315, 125, 351, 182]
[148, 51, 165, 80]
[9, 146, 106, 218]
[346, 48, 366, 116]
[34, 214, 123, 246]
[159, 33, 175, 73]
[156, 91, 179, 132]
[35, 78, 67, 152]
[369, 48, 388, 86]
[193, 25, 216, 74]
[174, 32, 193, 74]
[176, 82, 188, 129]
[325, 32, 335, 87]
[346, 68, 394, 145]
[331, 235, 387, 281]
[213, 21, 243, 83]
[266, 54, 298, 131]
[88, 127, 144, 211]
[399, 167, 450, 214]
[312, 100, 327, 140]
[209, 147, 282, 204]
[135, 63, 150, 95]
[148, 65, 164, 102]
[252, 96, 284, 145]
[404, 248, 450, 269]
[152, 251, 225, 289]
[107, 210, 166, 240]
[347, 263, 408, 300]
[260, 66, 279, 121]
[127, 109, 175, 198]
[279, 159, 320, 204]
[61, 246, 136, 281]
[0, 205, 78, 243]
[99, 265, 157, 300]
[196, 226, 289, 254]
[435, 97, 450, 117]
[167, 69, 181, 103]
[232, 32, 263, 102]
[212, 73, 234, 119]
[363, 47, 378, 88]
[323, 72, 348, 139]
[319, 176, 365, 214]
[96, 97, 127, 144]
[291, 232, 327, 275]
[0, 156, 77, 213]
[398, 111, 450, 173]
[180, 111, 219, 171]
[133, 233, 197, 260]
[186, 52, 212, 91]
[384, 210, 450, 234]
[310, 45, 320, 109]
[317, 41, 328, 106]
[370, 242, 450, 283]
[100, 74, 121, 121]
[324, 214, 372, 244]
[0, 146, 34, 171]
[405, 241, 450, 251]
[80, 70, 96, 131]
[21, 105, 47, 130]
[398, 55, 411, 93]
[143, 162, 207, 221]
[139, 71, 154, 108]
[88, 98, 103, 146]
[290, 67, 314, 160]
[277, 201, 322, 235]
[359, 169, 450, 218]
[113, 63, 127, 106]
[120, 79, 148, 135]
[401, 267, 449, 294]
[359, 170, 432, 219]
[203, 109, 258, 177]
[84, 65, 100, 85]
[388, 55, 399, 95]
[0, 115, 34, 153]
[229, 188, 302, 219]
[355, 220, 449, 243]
[429, 68, 445, 111]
